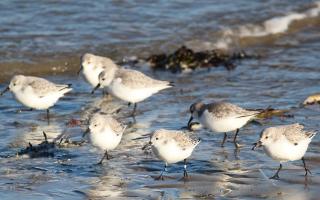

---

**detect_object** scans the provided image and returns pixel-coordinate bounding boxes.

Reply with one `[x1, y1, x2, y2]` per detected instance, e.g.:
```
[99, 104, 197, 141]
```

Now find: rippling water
[0, 1, 320, 199]
[0, 1, 319, 70]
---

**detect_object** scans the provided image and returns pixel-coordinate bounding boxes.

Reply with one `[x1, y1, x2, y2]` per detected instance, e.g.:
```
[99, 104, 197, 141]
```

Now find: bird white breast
[200, 110, 252, 133]
[13, 87, 66, 110]
[82, 67, 103, 87]
[152, 142, 194, 164]
[89, 127, 122, 151]
[108, 80, 161, 103]
[263, 137, 311, 162]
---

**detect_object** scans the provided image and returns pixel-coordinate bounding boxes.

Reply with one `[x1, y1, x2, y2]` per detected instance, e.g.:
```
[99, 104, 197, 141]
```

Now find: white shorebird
[188, 101, 261, 147]
[92, 67, 173, 115]
[78, 53, 118, 90]
[142, 129, 201, 180]
[252, 123, 317, 179]
[0, 75, 72, 122]
[83, 112, 126, 164]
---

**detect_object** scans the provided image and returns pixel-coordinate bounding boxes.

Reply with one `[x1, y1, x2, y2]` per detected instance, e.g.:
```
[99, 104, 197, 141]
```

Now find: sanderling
[92, 67, 173, 115]
[83, 112, 126, 164]
[142, 129, 201, 180]
[0, 75, 72, 122]
[188, 101, 261, 147]
[252, 123, 316, 179]
[78, 53, 119, 90]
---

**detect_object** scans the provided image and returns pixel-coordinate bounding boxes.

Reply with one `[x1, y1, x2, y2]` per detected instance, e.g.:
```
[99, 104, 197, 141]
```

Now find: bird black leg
[270, 164, 282, 179]
[156, 163, 167, 180]
[221, 133, 227, 147]
[233, 129, 240, 148]
[97, 150, 110, 165]
[302, 157, 311, 176]
[128, 102, 131, 107]
[132, 103, 137, 116]
[183, 159, 189, 180]
[46, 109, 50, 124]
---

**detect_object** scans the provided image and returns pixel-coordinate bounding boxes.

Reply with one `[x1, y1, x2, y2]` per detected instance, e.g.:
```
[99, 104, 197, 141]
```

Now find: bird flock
[0, 53, 317, 181]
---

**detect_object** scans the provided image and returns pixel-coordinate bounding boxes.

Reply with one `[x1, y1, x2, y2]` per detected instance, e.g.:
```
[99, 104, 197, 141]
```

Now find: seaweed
[145, 46, 260, 73]
[256, 108, 294, 119]
[17, 132, 55, 158]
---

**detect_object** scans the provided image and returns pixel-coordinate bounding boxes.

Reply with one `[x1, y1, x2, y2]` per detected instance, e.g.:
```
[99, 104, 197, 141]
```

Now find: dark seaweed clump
[146, 46, 260, 73]
[17, 132, 55, 158]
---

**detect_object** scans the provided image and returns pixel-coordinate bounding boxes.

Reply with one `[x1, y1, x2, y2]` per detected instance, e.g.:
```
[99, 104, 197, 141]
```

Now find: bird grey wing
[55, 84, 72, 91]
[283, 123, 310, 144]
[206, 102, 258, 118]
[172, 131, 200, 149]
[28, 78, 58, 97]
[109, 118, 126, 135]
[118, 70, 167, 89]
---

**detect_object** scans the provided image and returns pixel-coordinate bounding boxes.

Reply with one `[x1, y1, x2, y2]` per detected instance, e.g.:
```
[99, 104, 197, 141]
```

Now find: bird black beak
[252, 141, 262, 150]
[82, 128, 90, 138]
[0, 86, 9, 96]
[142, 141, 152, 150]
[91, 83, 100, 94]
[187, 116, 193, 129]
[77, 65, 83, 76]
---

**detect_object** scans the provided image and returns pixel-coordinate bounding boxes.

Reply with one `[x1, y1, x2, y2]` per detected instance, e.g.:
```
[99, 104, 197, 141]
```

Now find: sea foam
[213, 1, 320, 49]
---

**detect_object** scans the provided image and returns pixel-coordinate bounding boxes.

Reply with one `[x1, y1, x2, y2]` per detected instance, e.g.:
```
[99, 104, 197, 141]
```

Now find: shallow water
[1, 56, 320, 199]
[0, 1, 320, 199]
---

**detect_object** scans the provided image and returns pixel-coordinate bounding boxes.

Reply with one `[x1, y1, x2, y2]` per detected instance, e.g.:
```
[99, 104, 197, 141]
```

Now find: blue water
[0, 0, 316, 62]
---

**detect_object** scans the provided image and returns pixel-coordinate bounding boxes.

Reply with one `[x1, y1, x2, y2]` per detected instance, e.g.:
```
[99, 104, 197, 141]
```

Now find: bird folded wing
[109, 117, 126, 134]
[207, 102, 257, 118]
[28, 78, 59, 97]
[283, 123, 309, 144]
[172, 131, 200, 149]
[118, 69, 167, 89]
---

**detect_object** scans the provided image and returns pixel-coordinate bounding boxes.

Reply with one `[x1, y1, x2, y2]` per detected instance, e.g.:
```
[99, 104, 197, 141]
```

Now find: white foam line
[213, 1, 320, 49]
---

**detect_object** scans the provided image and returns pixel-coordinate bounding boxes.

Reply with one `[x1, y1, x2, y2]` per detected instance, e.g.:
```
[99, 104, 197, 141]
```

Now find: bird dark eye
[265, 136, 268, 139]
[102, 78, 105, 81]
[94, 124, 97, 127]
[13, 84, 16, 86]
[156, 137, 159, 140]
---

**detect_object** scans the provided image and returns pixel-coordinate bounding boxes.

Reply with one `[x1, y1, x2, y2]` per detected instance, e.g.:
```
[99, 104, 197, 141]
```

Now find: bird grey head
[9, 75, 25, 91]
[150, 129, 169, 148]
[259, 127, 277, 146]
[190, 101, 205, 113]
[188, 102, 205, 129]
[81, 53, 95, 68]
[142, 129, 168, 150]
[1, 75, 25, 96]
[79, 53, 95, 76]
[88, 114, 110, 134]
[252, 127, 277, 150]
[98, 66, 118, 87]
[98, 70, 109, 87]
[189, 102, 206, 118]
